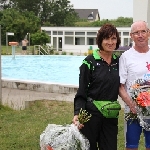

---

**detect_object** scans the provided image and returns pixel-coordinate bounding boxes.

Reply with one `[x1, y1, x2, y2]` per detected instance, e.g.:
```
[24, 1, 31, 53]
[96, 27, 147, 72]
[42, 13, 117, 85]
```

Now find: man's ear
[130, 33, 134, 40]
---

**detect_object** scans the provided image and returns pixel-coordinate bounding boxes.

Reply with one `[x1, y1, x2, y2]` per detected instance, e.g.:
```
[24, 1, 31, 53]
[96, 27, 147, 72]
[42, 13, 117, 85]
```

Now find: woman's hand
[72, 115, 84, 129]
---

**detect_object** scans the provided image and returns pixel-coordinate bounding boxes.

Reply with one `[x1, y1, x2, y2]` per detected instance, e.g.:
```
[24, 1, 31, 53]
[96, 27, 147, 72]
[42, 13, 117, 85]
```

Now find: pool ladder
[34, 45, 52, 55]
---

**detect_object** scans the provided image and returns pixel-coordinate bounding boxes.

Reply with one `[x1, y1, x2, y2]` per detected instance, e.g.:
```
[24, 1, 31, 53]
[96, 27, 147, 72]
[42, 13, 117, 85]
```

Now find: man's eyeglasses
[131, 30, 149, 36]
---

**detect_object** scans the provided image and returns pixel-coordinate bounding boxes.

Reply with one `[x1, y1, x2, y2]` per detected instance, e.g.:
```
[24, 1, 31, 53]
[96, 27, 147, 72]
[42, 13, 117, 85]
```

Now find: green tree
[0, 9, 41, 44]
[40, 0, 53, 25]
[64, 11, 79, 26]
[10, 0, 41, 16]
[31, 30, 50, 45]
[5, 0, 78, 26]
[8, 0, 53, 25]
[49, 0, 78, 26]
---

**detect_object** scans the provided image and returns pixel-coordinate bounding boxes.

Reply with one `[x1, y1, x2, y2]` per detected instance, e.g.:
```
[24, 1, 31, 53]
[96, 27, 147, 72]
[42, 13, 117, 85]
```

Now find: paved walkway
[2, 88, 125, 109]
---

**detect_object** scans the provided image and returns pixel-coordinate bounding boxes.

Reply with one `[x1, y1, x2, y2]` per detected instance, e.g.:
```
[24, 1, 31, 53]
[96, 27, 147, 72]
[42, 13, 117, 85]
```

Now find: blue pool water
[2, 55, 86, 85]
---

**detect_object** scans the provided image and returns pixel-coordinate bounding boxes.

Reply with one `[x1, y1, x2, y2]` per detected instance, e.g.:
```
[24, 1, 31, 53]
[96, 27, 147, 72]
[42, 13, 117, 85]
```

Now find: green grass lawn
[1, 45, 33, 55]
[0, 100, 145, 150]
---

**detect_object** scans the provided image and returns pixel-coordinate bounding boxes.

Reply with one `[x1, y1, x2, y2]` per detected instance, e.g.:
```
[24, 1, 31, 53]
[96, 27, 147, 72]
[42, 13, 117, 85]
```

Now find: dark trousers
[80, 114, 118, 150]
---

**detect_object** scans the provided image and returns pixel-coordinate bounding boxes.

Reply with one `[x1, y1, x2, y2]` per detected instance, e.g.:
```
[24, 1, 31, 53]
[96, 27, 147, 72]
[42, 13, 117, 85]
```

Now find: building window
[89, 38, 94, 45]
[75, 32, 85, 35]
[88, 12, 94, 20]
[65, 32, 73, 35]
[58, 31, 63, 35]
[75, 38, 80, 45]
[88, 16, 94, 20]
[75, 37, 85, 45]
[46, 31, 51, 35]
[123, 32, 129, 36]
[124, 38, 128, 46]
[65, 37, 73, 44]
[87, 32, 97, 35]
[87, 37, 96, 45]
[53, 31, 57, 35]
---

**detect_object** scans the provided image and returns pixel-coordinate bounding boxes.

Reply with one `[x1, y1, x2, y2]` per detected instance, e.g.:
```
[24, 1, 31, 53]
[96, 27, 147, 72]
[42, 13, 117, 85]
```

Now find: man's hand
[129, 101, 137, 114]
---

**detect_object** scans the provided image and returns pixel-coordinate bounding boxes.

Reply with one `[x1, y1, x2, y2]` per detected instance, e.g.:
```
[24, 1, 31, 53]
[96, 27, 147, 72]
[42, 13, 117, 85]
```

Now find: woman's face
[101, 34, 117, 52]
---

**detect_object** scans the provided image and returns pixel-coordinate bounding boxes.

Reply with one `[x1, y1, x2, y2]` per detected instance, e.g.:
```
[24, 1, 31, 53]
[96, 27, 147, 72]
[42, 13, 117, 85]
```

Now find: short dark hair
[96, 23, 121, 50]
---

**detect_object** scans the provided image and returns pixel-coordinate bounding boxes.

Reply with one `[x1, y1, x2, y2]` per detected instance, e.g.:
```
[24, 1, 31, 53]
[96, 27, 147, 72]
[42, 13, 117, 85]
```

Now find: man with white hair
[119, 21, 150, 150]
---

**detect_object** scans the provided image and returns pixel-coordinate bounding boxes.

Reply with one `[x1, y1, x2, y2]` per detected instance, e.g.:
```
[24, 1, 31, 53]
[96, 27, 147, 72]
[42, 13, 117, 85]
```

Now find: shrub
[49, 49, 54, 55]
[61, 51, 67, 55]
[84, 52, 87, 56]
[55, 52, 59, 55]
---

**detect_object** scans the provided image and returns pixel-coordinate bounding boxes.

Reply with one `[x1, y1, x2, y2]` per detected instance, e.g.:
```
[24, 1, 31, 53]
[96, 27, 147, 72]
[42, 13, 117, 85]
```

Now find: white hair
[131, 20, 149, 32]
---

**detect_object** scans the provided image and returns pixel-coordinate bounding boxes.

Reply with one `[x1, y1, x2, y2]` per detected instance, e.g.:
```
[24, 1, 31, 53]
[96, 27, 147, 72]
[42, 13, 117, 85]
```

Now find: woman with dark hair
[72, 23, 121, 150]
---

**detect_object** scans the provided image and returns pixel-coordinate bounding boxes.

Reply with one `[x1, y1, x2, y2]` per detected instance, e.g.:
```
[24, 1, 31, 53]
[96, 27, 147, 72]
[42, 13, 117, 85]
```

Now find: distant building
[41, 26, 132, 54]
[74, 9, 100, 22]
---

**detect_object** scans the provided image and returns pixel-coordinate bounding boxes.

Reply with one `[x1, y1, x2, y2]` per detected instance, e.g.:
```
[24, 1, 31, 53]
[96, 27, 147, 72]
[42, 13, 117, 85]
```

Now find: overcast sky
[70, 0, 133, 19]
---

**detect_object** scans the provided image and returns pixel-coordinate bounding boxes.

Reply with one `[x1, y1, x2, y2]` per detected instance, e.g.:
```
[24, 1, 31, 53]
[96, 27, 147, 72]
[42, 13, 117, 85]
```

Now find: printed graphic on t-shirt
[144, 62, 150, 80]
[146, 62, 150, 71]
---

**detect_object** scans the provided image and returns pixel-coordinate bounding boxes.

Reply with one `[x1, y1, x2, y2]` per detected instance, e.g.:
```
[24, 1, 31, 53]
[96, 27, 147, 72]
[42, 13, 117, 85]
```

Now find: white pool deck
[2, 79, 125, 110]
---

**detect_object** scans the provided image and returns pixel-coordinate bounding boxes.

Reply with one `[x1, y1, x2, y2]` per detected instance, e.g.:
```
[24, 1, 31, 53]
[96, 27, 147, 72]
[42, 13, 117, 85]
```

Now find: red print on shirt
[146, 62, 150, 71]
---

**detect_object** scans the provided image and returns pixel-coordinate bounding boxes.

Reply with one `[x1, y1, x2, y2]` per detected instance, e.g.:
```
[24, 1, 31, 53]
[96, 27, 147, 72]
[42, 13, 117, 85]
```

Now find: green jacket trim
[93, 49, 117, 60]
[82, 60, 90, 69]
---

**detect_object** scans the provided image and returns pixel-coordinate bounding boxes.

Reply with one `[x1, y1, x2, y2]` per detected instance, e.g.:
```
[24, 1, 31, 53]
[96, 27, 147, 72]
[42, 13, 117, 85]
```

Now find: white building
[41, 26, 132, 53]
[133, 0, 150, 44]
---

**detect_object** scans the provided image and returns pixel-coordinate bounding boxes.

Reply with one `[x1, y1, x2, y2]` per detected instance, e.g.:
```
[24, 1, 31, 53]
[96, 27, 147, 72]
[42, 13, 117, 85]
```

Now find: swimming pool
[2, 55, 86, 85]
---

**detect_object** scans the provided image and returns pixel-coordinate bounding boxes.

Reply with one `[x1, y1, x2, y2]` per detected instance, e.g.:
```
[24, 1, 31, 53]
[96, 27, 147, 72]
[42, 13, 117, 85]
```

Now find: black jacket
[74, 49, 120, 115]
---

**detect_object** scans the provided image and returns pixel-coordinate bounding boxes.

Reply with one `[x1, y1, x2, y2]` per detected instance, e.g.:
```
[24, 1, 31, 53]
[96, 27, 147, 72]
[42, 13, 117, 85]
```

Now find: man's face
[130, 22, 149, 47]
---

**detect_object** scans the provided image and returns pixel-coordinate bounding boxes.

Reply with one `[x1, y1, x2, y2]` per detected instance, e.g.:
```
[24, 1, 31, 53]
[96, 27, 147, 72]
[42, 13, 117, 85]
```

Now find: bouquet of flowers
[125, 79, 150, 131]
[40, 109, 92, 150]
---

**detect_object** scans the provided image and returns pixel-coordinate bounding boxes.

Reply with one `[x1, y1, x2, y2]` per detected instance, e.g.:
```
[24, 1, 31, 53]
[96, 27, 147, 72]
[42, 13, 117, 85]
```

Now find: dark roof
[74, 9, 99, 20]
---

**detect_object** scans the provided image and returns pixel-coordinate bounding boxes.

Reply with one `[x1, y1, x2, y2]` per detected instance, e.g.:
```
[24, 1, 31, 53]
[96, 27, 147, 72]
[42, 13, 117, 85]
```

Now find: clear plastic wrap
[126, 79, 150, 131]
[40, 123, 90, 150]
[136, 106, 150, 131]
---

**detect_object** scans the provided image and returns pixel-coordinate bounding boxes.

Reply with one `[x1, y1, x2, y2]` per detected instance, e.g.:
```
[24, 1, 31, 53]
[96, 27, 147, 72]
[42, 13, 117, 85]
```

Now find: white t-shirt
[119, 46, 150, 113]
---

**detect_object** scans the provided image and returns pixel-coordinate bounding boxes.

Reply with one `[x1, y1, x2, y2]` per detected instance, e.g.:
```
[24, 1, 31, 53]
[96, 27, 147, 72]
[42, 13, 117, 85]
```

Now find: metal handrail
[34, 45, 49, 55]
[39, 45, 49, 55]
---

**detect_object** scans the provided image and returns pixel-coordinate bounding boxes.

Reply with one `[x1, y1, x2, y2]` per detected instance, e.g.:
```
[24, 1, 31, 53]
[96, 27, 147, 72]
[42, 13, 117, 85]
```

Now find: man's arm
[119, 83, 137, 113]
